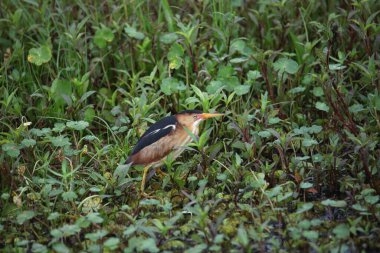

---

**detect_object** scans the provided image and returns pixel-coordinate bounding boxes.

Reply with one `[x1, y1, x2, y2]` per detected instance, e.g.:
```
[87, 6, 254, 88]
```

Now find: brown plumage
[126, 110, 223, 193]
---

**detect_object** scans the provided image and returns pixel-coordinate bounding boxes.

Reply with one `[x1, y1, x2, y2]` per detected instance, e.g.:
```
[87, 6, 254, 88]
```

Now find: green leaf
[94, 26, 114, 48]
[61, 191, 78, 201]
[30, 128, 52, 137]
[160, 33, 178, 44]
[104, 237, 120, 250]
[167, 43, 184, 69]
[2, 143, 20, 157]
[31, 242, 48, 253]
[258, 130, 271, 138]
[184, 243, 207, 253]
[49, 136, 71, 147]
[53, 123, 66, 133]
[66, 120, 89, 131]
[321, 199, 347, 207]
[296, 202, 314, 214]
[125, 26, 145, 40]
[234, 84, 251, 96]
[206, 80, 224, 94]
[48, 212, 60, 221]
[303, 230, 319, 240]
[273, 57, 299, 74]
[315, 101, 329, 112]
[17, 210, 36, 224]
[309, 125, 322, 134]
[312, 87, 324, 97]
[237, 225, 249, 246]
[302, 138, 318, 147]
[349, 104, 365, 113]
[51, 224, 81, 238]
[27, 45, 52, 65]
[364, 195, 379, 205]
[86, 212, 104, 224]
[21, 138, 36, 148]
[268, 117, 281, 125]
[247, 70, 262, 80]
[85, 229, 108, 241]
[332, 224, 350, 239]
[51, 79, 72, 105]
[300, 182, 313, 189]
[289, 86, 306, 94]
[160, 77, 186, 95]
[52, 243, 70, 253]
[352, 203, 367, 212]
[329, 63, 346, 71]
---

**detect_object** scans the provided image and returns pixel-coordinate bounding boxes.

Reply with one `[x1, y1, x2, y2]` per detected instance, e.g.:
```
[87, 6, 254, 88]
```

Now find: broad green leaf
[167, 43, 184, 69]
[349, 104, 365, 113]
[94, 26, 114, 48]
[312, 87, 324, 97]
[184, 243, 207, 253]
[31, 242, 47, 253]
[160, 77, 186, 95]
[329, 63, 346, 71]
[66, 120, 89, 130]
[300, 182, 313, 189]
[61, 191, 78, 201]
[53, 123, 66, 133]
[30, 128, 52, 137]
[206, 80, 224, 94]
[2, 143, 20, 157]
[258, 130, 271, 138]
[273, 57, 299, 74]
[104, 237, 120, 250]
[27, 45, 52, 65]
[230, 39, 246, 54]
[125, 26, 145, 40]
[85, 229, 108, 241]
[332, 224, 350, 239]
[302, 138, 318, 147]
[160, 33, 178, 44]
[51, 79, 72, 105]
[21, 138, 36, 147]
[364, 195, 379, 205]
[17, 210, 36, 224]
[315, 101, 329, 112]
[296, 202, 314, 213]
[234, 84, 251, 96]
[268, 117, 281, 125]
[321, 199, 347, 207]
[86, 212, 104, 224]
[247, 70, 262, 80]
[303, 230, 319, 240]
[49, 136, 71, 147]
[84, 107, 96, 123]
[289, 86, 306, 94]
[52, 243, 70, 253]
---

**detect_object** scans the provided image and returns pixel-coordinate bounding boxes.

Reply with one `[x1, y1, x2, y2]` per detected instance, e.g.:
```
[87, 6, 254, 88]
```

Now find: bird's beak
[200, 113, 224, 120]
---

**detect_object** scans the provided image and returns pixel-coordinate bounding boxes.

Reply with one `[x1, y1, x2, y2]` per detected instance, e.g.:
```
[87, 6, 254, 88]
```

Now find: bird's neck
[179, 123, 199, 136]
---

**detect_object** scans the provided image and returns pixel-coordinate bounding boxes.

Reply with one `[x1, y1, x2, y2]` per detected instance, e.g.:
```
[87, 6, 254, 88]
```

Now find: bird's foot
[155, 168, 167, 179]
[139, 191, 156, 199]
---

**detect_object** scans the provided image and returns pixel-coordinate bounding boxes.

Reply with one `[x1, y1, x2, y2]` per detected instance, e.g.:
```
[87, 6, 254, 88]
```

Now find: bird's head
[176, 110, 223, 128]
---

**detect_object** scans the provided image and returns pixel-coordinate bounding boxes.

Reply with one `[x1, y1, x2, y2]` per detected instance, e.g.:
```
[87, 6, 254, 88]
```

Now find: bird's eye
[193, 115, 198, 120]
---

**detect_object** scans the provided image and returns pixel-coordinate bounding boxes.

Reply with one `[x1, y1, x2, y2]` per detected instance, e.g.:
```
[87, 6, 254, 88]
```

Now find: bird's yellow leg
[140, 166, 150, 193]
[156, 167, 167, 178]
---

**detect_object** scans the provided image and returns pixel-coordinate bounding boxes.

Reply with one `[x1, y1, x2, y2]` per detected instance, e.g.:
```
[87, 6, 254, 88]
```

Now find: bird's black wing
[130, 115, 177, 155]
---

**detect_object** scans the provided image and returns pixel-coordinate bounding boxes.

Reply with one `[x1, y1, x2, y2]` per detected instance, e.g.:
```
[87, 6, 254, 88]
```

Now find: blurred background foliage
[0, 0, 379, 252]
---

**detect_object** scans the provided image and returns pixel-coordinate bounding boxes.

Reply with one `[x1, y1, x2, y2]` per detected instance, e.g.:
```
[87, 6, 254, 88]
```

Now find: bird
[126, 110, 223, 194]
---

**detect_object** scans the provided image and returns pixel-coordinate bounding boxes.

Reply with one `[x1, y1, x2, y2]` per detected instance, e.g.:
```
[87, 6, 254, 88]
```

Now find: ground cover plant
[0, 0, 379, 252]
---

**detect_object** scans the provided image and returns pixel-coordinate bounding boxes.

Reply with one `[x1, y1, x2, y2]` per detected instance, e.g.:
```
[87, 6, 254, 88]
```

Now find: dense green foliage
[1, 0, 380, 252]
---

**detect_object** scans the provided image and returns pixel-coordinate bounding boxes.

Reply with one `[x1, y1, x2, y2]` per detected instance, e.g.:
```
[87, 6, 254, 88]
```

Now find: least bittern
[126, 110, 223, 193]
